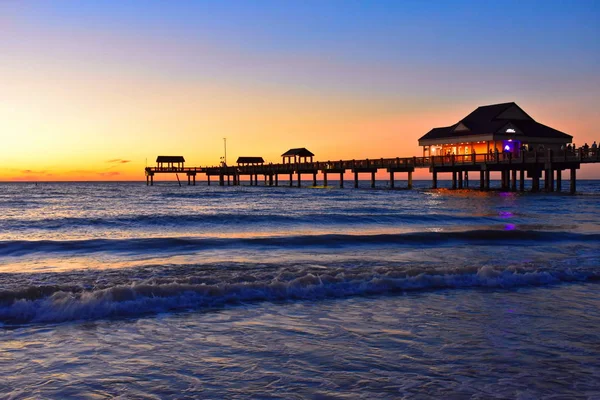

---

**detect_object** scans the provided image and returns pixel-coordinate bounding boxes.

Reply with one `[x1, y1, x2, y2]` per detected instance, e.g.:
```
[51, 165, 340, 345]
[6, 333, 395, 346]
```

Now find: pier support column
[484, 170, 490, 190]
[570, 168, 576, 194]
[254, 174, 258, 186]
[532, 173, 539, 192]
[269, 174, 274, 186]
[371, 171, 376, 188]
[187, 175, 191, 185]
[289, 173, 293, 187]
[146, 175, 149, 186]
[408, 171, 413, 190]
[340, 172, 344, 188]
[150, 175, 154, 186]
[479, 171, 484, 190]
[297, 172, 302, 188]
[458, 171, 463, 189]
[207, 175, 211, 186]
[432, 171, 438, 189]
[519, 170, 525, 192]
[275, 174, 279, 187]
[227, 175, 231, 186]
[313, 172, 317, 187]
[544, 168, 554, 192]
[511, 170, 517, 192]
[323, 172, 328, 187]
[390, 171, 395, 189]
[452, 171, 457, 190]
[219, 175, 224, 186]
[354, 171, 359, 188]
[556, 170, 562, 192]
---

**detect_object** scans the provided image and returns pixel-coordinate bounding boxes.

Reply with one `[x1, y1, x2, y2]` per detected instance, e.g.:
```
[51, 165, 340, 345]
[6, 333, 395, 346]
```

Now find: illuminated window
[506, 128, 516, 133]
[504, 145, 510, 151]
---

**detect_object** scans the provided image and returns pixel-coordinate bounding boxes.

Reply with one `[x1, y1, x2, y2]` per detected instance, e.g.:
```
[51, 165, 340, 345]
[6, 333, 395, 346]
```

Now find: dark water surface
[1, 181, 599, 398]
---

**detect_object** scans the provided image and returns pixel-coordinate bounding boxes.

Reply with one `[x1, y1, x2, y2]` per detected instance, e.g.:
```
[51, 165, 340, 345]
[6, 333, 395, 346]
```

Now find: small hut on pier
[418, 102, 572, 158]
[282, 148, 314, 164]
[236, 157, 264, 166]
[156, 156, 185, 170]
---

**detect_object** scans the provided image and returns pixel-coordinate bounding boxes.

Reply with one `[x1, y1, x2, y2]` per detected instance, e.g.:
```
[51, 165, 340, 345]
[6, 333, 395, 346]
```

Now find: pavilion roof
[281, 148, 314, 157]
[156, 156, 185, 163]
[419, 102, 571, 143]
[237, 156, 264, 164]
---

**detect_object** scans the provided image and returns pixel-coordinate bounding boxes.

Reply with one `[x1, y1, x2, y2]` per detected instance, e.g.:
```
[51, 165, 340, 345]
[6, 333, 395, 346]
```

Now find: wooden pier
[145, 149, 600, 194]
[146, 103, 599, 193]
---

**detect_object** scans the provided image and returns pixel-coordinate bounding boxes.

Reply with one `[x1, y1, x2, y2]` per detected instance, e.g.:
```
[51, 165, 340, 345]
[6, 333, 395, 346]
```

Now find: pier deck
[145, 149, 600, 193]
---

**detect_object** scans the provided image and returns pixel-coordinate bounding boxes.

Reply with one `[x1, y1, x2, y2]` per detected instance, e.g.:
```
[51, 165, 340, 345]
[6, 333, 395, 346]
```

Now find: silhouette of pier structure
[146, 150, 600, 194]
[145, 103, 599, 194]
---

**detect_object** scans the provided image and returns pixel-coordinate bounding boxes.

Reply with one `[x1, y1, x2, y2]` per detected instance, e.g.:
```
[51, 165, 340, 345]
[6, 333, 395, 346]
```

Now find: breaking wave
[1, 266, 597, 324]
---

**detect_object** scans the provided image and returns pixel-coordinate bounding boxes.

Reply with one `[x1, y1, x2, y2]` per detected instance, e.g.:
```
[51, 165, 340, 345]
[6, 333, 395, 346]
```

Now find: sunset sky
[1, 1, 599, 181]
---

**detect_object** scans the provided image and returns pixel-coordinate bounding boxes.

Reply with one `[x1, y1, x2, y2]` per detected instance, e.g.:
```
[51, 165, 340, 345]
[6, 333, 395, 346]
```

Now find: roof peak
[476, 101, 517, 108]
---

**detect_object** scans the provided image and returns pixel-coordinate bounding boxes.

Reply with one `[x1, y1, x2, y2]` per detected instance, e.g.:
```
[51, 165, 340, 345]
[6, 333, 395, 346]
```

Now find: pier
[145, 102, 599, 193]
[145, 150, 599, 194]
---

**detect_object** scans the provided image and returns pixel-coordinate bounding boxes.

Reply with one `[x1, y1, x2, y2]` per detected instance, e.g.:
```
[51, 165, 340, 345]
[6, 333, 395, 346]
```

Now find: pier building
[282, 148, 314, 164]
[156, 156, 185, 170]
[419, 102, 572, 159]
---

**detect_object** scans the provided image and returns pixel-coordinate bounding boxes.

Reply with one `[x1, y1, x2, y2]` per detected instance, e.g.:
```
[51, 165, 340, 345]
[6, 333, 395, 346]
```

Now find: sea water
[1, 180, 599, 398]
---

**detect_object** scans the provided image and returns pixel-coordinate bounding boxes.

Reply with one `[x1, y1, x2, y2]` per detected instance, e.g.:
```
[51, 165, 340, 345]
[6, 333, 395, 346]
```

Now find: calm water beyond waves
[1, 180, 599, 398]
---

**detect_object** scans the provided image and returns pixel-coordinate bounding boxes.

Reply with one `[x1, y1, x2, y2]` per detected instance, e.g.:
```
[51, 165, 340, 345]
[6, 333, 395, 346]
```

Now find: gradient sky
[1, 1, 599, 181]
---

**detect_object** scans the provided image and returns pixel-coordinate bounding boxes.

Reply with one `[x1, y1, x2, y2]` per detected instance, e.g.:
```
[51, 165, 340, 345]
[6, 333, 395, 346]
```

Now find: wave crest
[1, 266, 595, 324]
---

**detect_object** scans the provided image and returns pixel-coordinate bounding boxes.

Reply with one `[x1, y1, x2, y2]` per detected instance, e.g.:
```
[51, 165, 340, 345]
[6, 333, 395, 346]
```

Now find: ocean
[1, 180, 599, 399]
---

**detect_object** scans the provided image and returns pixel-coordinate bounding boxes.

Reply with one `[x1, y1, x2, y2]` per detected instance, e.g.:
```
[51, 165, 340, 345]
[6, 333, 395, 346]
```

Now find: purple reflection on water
[499, 211, 513, 218]
[504, 224, 516, 230]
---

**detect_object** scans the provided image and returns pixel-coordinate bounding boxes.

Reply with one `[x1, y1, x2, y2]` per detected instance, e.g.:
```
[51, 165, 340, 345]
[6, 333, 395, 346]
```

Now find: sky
[1, 0, 599, 181]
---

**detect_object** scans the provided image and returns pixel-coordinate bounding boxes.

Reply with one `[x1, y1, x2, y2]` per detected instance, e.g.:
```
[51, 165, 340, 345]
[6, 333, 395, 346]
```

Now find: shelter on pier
[418, 102, 572, 158]
[156, 156, 185, 170]
[236, 157, 264, 166]
[282, 148, 314, 164]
